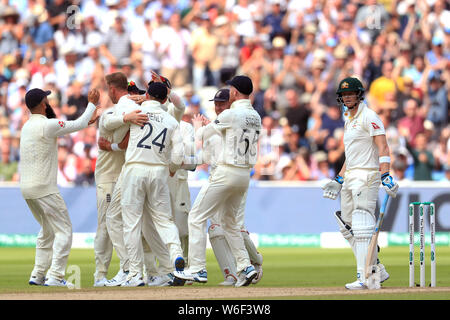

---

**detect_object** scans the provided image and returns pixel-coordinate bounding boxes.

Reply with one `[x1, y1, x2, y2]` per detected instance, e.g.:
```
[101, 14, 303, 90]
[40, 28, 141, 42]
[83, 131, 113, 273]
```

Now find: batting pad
[208, 224, 237, 281]
[241, 230, 263, 265]
[352, 209, 375, 282]
[334, 211, 355, 252]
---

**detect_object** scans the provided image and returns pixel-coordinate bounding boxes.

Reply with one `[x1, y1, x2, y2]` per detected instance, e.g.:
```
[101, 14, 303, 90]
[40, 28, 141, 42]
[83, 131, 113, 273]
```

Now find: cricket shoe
[44, 277, 75, 289]
[252, 263, 263, 284]
[105, 269, 128, 287]
[29, 275, 45, 286]
[345, 279, 368, 290]
[121, 273, 145, 287]
[168, 273, 186, 286]
[219, 275, 237, 286]
[147, 274, 172, 287]
[93, 277, 107, 287]
[173, 269, 208, 283]
[235, 266, 257, 287]
[378, 263, 390, 283]
[174, 256, 185, 272]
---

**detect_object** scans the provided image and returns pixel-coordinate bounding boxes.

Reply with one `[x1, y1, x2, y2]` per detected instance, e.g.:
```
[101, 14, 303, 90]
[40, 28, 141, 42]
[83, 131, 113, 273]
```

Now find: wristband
[379, 156, 391, 164]
[381, 172, 390, 180]
[111, 143, 121, 151]
[334, 175, 344, 184]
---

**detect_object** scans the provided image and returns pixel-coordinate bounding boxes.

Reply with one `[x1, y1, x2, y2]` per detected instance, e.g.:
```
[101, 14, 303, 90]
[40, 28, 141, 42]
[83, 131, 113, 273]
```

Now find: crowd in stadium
[0, 0, 449, 185]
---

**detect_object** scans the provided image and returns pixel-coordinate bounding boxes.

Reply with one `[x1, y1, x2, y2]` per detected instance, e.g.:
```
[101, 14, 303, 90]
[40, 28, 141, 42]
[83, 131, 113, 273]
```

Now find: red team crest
[58, 121, 65, 128]
[371, 122, 380, 129]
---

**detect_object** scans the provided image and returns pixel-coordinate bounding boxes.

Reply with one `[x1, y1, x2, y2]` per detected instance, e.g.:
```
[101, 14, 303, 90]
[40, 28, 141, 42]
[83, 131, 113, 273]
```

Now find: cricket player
[93, 75, 148, 287]
[119, 81, 186, 286]
[174, 75, 262, 287]
[128, 72, 196, 286]
[194, 88, 264, 286]
[321, 77, 399, 290]
[21, 88, 99, 287]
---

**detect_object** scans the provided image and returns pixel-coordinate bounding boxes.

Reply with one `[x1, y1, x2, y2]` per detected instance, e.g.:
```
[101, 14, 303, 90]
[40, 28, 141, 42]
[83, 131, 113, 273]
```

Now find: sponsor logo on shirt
[371, 122, 380, 129]
[58, 121, 65, 128]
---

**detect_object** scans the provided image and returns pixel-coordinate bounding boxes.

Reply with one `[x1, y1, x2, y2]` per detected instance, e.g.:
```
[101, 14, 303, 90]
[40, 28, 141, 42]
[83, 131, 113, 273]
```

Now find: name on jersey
[246, 116, 260, 128]
[146, 112, 163, 123]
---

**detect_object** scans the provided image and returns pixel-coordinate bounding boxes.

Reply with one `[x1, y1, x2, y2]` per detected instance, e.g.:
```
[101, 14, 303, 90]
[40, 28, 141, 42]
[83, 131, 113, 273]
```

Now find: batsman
[321, 77, 399, 290]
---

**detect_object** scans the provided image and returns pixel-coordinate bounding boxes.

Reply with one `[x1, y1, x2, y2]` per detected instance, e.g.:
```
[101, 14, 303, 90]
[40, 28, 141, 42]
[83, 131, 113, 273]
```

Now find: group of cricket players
[19, 69, 399, 290]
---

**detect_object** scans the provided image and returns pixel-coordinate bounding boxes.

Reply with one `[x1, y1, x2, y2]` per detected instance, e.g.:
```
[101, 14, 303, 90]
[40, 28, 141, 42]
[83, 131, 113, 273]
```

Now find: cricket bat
[365, 194, 390, 279]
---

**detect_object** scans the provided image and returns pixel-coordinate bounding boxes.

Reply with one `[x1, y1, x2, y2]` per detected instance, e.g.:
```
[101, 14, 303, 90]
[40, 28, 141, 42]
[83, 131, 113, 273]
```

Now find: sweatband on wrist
[334, 175, 344, 184]
[111, 143, 121, 151]
[381, 172, 390, 180]
[379, 156, 391, 163]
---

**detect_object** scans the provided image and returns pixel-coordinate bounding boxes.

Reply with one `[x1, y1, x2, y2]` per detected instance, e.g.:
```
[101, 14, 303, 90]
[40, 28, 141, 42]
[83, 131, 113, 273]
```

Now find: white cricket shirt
[94, 104, 129, 185]
[19, 103, 96, 199]
[199, 99, 261, 169]
[343, 102, 386, 170]
[124, 100, 184, 167]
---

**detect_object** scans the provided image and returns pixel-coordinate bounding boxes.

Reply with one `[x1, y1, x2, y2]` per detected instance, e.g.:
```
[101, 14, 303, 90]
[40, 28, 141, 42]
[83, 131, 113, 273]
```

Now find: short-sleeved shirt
[343, 102, 385, 170]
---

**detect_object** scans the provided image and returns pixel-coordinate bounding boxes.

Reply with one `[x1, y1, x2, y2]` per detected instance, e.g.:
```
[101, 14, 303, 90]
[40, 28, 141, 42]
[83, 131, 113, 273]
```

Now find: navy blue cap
[209, 88, 229, 102]
[25, 88, 51, 109]
[226, 75, 253, 95]
[147, 82, 168, 100]
[128, 81, 146, 94]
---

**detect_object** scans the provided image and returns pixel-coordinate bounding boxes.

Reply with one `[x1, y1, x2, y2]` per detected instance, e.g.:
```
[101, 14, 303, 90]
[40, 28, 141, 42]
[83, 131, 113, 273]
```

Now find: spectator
[74, 157, 95, 186]
[28, 6, 53, 48]
[215, 16, 240, 86]
[393, 76, 421, 123]
[0, 6, 22, 55]
[102, 16, 132, 67]
[0, 129, 18, 181]
[284, 89, 310, 140]
[368, 60, 397, 112]
[311, 150, 333, 180]
[190, 13, 219, 90]
[63, 81, 88, 121]
[405, 132, 435, 181]
[310, 104, 344, 151]
[158, 12, 190, 88]
[47, 0, 71, 31]
[425, 71, 448, 128]
[398, 98, 425, 147]
[263, 0, 286, 41]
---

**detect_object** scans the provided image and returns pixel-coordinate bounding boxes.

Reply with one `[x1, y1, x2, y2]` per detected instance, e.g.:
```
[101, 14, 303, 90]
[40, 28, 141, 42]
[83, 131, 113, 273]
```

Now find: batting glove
[322, 175, 344, 200]
[381, 172, 399, 198]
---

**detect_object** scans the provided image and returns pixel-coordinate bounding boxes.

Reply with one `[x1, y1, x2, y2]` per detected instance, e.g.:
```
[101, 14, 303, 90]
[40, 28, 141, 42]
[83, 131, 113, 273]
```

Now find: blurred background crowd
[0, 0, 449, 185]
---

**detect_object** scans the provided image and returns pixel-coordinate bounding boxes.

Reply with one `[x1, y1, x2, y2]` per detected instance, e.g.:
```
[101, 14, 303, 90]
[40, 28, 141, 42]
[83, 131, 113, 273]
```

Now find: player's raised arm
[44, 89, 100, 138]
[201, 109, 233, 141]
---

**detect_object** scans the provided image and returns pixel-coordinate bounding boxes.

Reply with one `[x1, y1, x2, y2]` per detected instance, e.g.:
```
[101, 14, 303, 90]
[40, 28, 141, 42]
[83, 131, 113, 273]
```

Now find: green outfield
[1, 247, 449, 299]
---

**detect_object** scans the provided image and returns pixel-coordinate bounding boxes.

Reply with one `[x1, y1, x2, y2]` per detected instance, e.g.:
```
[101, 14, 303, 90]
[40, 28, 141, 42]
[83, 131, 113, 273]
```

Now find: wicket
[409, 202, 436, 287]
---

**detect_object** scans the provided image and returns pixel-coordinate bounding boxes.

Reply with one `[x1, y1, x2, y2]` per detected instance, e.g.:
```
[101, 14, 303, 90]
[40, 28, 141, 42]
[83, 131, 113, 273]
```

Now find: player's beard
[45, 103, 57, 119]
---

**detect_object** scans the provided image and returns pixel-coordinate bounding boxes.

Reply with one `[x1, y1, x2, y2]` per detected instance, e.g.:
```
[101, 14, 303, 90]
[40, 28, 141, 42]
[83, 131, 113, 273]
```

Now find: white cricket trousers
[210, 188, 247, 228]
[94, 182, 114, 280]
[340, 169, 381, 224]
[188, 165, 252, 273]
[121, 163, 183, 275]
[167, 175, 190, 256]
[141, 210, 173, 276]
[105, 173, 130, 272]
[26, 193, 72, 280]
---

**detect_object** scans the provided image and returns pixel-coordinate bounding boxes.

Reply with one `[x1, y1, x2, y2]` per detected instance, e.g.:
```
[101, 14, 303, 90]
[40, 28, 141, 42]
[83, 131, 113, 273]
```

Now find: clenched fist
[88, 89, 100, 105]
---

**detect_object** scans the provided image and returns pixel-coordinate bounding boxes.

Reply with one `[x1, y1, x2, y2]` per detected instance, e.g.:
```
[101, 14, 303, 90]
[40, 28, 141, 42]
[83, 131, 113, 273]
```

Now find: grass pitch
[0, 247, 449, 299]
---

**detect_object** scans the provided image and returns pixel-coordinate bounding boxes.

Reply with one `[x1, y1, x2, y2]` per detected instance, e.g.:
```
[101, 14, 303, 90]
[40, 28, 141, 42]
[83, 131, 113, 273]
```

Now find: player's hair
[105, 72, 128, 90]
